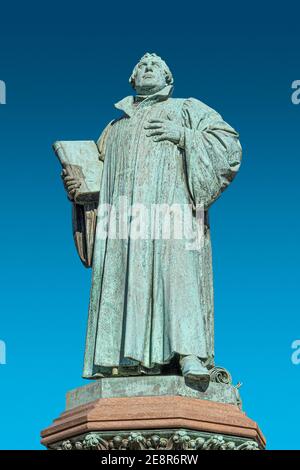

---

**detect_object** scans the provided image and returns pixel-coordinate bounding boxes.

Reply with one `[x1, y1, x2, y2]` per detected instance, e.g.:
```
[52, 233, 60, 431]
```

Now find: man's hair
[129, 53, 174, 88]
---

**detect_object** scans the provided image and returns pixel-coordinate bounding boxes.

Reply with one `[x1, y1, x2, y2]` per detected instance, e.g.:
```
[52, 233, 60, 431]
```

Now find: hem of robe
[83, 351, 214, 379]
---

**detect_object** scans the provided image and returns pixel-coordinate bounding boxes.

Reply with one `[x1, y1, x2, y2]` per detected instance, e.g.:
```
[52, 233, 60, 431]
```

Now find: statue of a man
[61, 53, 242, 385]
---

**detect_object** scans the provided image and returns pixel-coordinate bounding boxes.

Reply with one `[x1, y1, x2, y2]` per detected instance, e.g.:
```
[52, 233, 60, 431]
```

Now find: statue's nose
[145, 64, 153, 72]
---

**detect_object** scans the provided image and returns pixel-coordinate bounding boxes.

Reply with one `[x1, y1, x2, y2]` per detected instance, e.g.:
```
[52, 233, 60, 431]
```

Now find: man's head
[129, 53, 173, 95]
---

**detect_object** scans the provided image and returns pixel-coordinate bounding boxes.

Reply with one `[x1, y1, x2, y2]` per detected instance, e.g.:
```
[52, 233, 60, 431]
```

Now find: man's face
[134, 57, 168, 95]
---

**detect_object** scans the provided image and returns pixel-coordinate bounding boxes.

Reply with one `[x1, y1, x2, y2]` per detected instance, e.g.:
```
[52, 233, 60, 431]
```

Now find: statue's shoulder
[170, 97, 218, 115]
[96, 120, 115, 159]
[168, 97, 186, 105]
[183, 97, 217, 114]
[110, 116, 125, 126]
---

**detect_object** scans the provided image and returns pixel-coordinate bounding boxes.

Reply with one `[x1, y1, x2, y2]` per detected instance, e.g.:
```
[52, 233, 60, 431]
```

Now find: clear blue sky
[0, 0, 299, 450]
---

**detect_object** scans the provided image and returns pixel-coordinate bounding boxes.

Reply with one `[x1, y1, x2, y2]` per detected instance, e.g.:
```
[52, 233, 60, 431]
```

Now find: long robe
[73, 86, 242, 378]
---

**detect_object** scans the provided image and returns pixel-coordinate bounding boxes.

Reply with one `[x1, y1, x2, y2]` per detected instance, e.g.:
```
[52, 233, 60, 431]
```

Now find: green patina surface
[51, 429, 260, 451]
[58, 53, 242, 382]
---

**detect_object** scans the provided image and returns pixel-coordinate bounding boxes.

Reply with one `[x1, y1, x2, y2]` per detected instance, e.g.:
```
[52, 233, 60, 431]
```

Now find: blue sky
[0, 0, 299, 449]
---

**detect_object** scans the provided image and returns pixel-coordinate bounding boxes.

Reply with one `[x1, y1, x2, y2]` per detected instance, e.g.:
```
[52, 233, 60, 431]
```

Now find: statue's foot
[180, 355, 210, 387]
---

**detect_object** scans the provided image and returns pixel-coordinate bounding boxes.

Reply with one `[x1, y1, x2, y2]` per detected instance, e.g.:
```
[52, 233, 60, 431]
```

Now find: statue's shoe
[180, 355, 210, 387]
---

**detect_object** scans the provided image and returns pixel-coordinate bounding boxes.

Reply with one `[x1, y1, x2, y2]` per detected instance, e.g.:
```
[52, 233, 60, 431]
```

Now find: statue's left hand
[144, 117, 183, 146]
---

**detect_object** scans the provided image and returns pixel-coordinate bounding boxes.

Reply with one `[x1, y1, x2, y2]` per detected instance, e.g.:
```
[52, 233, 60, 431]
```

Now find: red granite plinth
[41, 395, 265, 449]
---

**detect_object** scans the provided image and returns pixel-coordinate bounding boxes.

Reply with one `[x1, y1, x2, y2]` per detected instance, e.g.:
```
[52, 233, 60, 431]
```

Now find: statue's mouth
[143, 73, 154, 79]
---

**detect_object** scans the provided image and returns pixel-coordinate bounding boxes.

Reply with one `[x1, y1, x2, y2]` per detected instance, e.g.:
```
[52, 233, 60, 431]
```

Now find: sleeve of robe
[72, 121, 113, 268]
[181, 98, 242, 210]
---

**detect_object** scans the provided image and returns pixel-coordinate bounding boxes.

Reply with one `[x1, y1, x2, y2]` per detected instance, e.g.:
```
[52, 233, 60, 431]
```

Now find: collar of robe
[114, 85, 173, 117]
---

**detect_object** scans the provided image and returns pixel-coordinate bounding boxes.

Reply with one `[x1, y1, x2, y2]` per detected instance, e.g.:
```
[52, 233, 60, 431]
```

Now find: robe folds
[75, 86, 242, 378]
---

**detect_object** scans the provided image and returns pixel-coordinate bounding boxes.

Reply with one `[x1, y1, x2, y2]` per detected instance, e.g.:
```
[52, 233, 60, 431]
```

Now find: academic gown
[72, 86, 242, 378]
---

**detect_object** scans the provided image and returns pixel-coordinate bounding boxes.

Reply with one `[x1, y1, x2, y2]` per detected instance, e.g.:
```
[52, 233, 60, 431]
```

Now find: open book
[53, 140, 103, 204]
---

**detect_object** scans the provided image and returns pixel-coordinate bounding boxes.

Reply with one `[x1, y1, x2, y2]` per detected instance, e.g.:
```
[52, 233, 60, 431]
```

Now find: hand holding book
[61, 168, 83, 201]
[53, 140, 103, 204]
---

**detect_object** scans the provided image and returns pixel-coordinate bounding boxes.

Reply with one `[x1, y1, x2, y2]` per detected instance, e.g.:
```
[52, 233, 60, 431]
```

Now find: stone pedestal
[41, 375, 265, 450]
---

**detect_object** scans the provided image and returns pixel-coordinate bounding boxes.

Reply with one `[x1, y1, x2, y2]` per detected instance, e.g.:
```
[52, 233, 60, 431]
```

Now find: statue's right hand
[61, 168, 82, 201]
